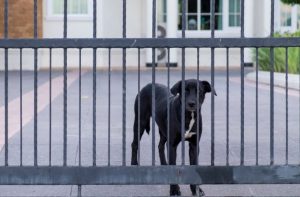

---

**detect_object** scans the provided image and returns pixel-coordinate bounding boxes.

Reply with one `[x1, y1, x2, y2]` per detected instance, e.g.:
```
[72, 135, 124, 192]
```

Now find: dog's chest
[184, 112, 196, 139]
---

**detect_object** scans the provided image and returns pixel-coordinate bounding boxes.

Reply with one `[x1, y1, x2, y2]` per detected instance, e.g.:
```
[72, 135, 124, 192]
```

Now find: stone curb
[246, 71, 300, 90]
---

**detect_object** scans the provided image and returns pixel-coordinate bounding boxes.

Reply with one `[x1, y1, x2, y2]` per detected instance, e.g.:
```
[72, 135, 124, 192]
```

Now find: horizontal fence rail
[1, 166, 300, 185]
[1, 38, 300, 48]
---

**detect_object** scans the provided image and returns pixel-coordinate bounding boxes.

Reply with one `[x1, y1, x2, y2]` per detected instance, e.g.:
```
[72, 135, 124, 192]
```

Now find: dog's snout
[188, 101, 196, 108]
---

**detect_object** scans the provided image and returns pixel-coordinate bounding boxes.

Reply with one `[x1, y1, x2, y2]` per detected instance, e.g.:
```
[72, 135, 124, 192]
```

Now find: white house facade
[1, 0, 299, 70]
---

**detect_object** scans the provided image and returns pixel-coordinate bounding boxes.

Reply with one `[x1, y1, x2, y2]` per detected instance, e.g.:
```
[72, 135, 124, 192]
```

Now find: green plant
[254, 31, 300, 74]
[281, 0, 300, 5]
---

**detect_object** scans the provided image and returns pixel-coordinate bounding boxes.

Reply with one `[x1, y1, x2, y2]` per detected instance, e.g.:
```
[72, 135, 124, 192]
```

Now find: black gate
[1, 0, 300, 196]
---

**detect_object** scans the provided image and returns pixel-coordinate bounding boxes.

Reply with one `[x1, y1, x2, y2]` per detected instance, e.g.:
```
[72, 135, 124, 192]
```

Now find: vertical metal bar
[210, 0, 215, 166]
[63, 0, 68, 166]
[33, 0, 38, 166]
[77, 185, 82, 197]
[108, 48, 111, 166]
[240, 0, 245, 166]
[137, 48, 141, 165]
[20, 49, 23, 166]
[285, 47, 288, 165]
[49, 48, 52, 166]
[151, 0, 156, 166]
[226, 48, 229, 166]
[4, 0, 8, 167]
[92, 0, 97, 167]
[79, 49, 82, 167]
[122, 0, 127, 166]
[167, 48, 170, 164]
[255, 48, 259, 166]
[270, 0, 275, 165]
[196, 48, 200, 165]
[181, 0, 186, 165]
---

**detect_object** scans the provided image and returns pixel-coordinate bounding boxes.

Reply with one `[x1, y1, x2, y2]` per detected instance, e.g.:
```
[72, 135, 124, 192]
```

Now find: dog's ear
[201, 81, 217, 96]
[171, 81, 182, 95]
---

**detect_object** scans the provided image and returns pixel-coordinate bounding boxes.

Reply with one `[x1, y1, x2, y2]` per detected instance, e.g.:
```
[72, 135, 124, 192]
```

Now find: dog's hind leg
[131, 116, 148, 165]
[158, 134, 167, 165]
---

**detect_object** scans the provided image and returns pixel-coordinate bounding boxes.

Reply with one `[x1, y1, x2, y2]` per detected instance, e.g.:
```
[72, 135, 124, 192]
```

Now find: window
[280, 2, 292, 27]
[48, 0, 91, 18]
[178, 0, 240, 31]
[277, 0, 299, 32]
[229, 0, 240, 27]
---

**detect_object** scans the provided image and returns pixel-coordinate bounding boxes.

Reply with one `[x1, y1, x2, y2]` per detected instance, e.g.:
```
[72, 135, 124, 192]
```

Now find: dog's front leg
[169, 145, 181, 196]
[189, 143, 205, 196]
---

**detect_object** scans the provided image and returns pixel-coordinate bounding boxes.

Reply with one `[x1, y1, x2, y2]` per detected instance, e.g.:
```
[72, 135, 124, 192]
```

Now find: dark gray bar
[122, 0, 127, 166]
[255, 48, 259, 166]
[4, 0, 8, 166]
[167, 48, 170, 163]
[79, 49, 82, 167]
[270, 0, 275, 166]
[241, 0, 245, 38]
[181, 0, 186, 165]
[151, 0, 156, 166]
[92, 0, 97, 167]
[270, 47, 274, 165]
[34, 0, 38, 165]
[92, 47, 97, 166]
[49, 49, 52, 166]
[226, 48, 229, 166]
[20, 49, 23, 166]
[137, 48, 141, 165]
[63, 0, 68, 166]
[108, 48, 111, 166]
[196, 48, 200, 165]
[211, 47, 215, 166]
[4, 0, 8, 38]
[1, 166, 300, 185]
[2, 38, 300, 48]
[285, 47, 288, 165]
[240, 0, 245, 166]
[34, 48, 38, 166]
[78, 185, 82, 197]
[210, 0, 216, 166]
[240, 47, 244, 166]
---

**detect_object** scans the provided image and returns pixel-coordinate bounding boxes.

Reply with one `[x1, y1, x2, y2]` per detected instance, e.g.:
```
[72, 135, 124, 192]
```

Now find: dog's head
[171, 79, 217, 112]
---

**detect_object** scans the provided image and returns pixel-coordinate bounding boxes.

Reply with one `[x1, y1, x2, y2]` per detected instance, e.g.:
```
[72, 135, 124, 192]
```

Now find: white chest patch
[185, 112, 196, 139]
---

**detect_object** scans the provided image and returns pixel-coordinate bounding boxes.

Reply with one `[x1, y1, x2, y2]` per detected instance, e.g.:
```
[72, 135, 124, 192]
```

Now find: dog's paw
[170, 185, 181, 196]
[191, 185, 205, 197]
[196, 187, 205, 197]
[170, 190, 181, 196]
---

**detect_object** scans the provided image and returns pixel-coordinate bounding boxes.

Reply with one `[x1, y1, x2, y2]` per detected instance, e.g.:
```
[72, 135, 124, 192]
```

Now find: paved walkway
[0, 68, 299, 196]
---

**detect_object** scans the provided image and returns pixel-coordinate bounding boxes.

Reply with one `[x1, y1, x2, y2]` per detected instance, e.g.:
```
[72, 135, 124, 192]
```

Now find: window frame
[46, 0, 93, 21]
[177, 0, 240, 37]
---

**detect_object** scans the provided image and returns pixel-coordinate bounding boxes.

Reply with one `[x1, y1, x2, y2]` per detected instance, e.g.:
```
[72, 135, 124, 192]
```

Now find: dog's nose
[188, 101, 196, 108]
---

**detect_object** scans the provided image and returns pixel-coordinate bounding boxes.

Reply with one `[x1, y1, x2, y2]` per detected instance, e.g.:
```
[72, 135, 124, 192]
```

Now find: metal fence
[1, 0, 300, 196]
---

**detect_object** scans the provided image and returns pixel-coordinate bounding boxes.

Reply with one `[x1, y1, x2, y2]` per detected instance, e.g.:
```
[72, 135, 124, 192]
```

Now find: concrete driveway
[0, 68, 300, 196]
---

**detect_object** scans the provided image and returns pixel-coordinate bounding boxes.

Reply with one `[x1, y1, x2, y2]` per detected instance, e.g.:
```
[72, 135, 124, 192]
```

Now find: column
[166, 0, 178, 67]
[244, 0, 254, 66]
[146, 0, 155, 67]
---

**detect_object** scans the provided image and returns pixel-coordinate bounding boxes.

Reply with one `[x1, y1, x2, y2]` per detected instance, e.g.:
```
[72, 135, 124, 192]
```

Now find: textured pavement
[0, 68, 299, 196]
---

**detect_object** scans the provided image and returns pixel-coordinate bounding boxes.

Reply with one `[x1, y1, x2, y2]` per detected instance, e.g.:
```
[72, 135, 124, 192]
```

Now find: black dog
[131, 79, 216, 196]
